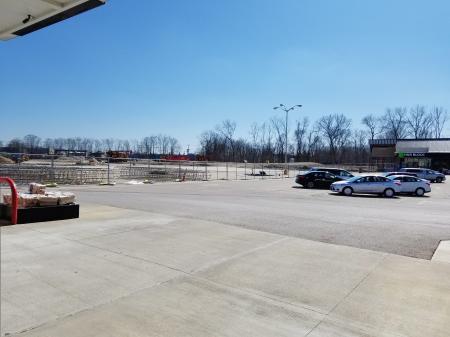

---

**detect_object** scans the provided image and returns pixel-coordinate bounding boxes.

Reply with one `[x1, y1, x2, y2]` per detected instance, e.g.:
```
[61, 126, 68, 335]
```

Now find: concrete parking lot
[1, 178, 450, 336]
[67, 178, 450, 259]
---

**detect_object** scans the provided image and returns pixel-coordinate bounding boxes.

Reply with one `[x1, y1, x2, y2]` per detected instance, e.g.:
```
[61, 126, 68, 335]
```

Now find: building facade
[369, 138, 450, 172]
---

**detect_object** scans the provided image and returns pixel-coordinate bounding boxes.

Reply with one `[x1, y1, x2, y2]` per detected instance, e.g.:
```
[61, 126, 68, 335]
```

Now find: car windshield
[347, 176, 361, 182]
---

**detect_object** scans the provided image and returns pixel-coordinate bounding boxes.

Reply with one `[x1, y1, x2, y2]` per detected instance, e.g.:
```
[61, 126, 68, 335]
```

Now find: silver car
[387, 175, 431, 196]
[399, 168, 446, 183]
[330, 175, 401, 197]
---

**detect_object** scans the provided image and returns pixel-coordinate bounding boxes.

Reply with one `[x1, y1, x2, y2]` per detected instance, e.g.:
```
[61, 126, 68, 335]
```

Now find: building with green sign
[369, 138, 450, 172]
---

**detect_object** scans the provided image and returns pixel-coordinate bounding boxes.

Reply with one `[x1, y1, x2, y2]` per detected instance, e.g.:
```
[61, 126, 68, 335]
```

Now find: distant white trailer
[0, 0, 105, 41]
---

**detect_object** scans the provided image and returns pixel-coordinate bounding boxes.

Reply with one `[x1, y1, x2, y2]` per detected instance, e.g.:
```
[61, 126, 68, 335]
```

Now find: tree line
[199, 116, 367, 164]
[1, 134, 181, 156]
[1, 105, 448, 164]
[199, 106, 448, 164]
[362, 106, 448, 140]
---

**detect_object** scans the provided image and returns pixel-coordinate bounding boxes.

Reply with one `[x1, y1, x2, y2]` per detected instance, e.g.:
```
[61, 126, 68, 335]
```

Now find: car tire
[343, 187, 353, 196]
[436, 177, 443, 183]
[415, 188, 425, 197]
[307, 181, 315, 188]
[383, 188, 395, 198]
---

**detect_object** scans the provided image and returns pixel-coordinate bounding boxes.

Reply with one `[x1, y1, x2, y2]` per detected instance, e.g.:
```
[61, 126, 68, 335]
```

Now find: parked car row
[295, 167, 443, 197]
[329, 175, 431, 197]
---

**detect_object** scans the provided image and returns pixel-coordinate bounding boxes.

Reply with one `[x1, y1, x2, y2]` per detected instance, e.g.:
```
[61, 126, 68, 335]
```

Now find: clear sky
[1, 0, 450, 150]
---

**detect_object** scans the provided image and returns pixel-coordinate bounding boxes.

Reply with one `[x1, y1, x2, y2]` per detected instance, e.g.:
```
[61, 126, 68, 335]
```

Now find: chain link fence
[0, 153, 376, 186]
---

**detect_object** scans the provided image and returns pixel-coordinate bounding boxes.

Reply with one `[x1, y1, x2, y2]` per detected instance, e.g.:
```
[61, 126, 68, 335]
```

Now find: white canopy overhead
[0, 0, 105, 41]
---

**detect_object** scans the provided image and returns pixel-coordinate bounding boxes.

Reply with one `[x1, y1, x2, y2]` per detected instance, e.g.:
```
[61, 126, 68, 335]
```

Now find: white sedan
[387, 175, 431, 196]
[330, 175, 401, 197]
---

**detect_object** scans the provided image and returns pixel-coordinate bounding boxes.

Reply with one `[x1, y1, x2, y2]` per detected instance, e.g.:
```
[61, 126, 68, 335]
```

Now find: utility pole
[273, 104, 302, 166]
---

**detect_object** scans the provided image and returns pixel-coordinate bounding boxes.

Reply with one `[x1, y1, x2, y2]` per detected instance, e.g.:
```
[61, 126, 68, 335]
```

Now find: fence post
[235, 163, 238, 180]
[129, 158, 132, 178]
[178, 162, 181, 179]
[205, 162, 208, 181]
[17, 160, 21, 184]
[107, 158, 110, 185]
[51, 155, 55, 183]
[244, 162, 247, 180]
[216, 163, 219, 180]
[226, 162, 229, 180]
[261, 162, 264, 180]
[164, 162, 167, 181]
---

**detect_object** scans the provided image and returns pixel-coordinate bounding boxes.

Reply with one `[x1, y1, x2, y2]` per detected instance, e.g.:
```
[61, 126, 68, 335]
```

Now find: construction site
[0, 152, 378, 186]
[2, 1, 450, 337]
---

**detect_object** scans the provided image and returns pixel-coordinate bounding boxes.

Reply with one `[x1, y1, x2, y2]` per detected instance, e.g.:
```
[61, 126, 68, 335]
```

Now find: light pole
[273, 104, 302, 166]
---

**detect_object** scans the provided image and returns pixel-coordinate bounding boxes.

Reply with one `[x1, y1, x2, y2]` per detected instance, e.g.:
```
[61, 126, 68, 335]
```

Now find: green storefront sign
[397, 152, 426, 158]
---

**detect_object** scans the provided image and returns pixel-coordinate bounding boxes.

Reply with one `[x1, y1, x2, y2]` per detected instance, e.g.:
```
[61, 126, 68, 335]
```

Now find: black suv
[295, 171, 343, 189]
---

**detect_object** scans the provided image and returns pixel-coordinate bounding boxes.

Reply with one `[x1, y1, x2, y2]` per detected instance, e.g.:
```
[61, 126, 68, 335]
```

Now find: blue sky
[1, 0, 450, 150]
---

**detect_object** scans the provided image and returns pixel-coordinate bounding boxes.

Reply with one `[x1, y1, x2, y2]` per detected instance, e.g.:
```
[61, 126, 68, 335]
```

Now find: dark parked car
[384, 171, 418, 178]
[307, 167, 354, 180]
[296, 171, 343, 189]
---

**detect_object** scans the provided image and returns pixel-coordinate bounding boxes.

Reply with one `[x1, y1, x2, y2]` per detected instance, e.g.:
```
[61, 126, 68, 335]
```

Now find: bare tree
[168, 137, 180, 154]
[381, 107, 409, 139]
[81, 138, 94, 153]
[199, 130, 224, 161]
[361, 114, 380, 140]
[122, 140, 131, 152]
[350, 129, 369, 163]
[142, 136, 158, 155]
[430, 106, 448, 138]
[407, 105, 433, 139]
[130, 139, 141, 153]
[306, 129, 322, 162]
[249, 123, 259, 147]
[93, 139, 103, 152]
[270, 116, 286, 162]
[316, 114, 352, 163]
[23, 134, 41, 151]
[259, 122, 273, 162]
[72, 137, 81, 150]
[293, 117, 309, 160]
[216, 120, 236, 161]
[157, 134, 170, 155]
[43, 138, 54, 149]
[249, 122, 261, 161]
[53, 138, 66, 149]
[103, 138, 115, 151]
[7, 138, 25, 152]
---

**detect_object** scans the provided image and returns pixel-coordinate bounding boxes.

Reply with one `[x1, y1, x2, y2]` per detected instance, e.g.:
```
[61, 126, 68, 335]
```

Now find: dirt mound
[0, 155, 14, 164]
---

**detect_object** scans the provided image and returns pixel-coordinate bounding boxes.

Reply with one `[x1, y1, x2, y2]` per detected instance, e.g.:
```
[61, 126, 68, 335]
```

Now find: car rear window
[319, 169, 336, 174]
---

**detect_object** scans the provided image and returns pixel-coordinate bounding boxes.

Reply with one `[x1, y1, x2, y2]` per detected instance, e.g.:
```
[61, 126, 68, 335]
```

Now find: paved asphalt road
[65, 178, 450, 259]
